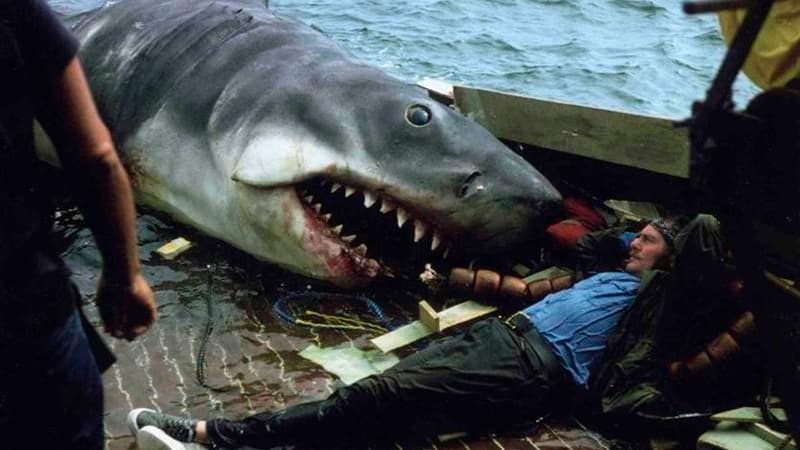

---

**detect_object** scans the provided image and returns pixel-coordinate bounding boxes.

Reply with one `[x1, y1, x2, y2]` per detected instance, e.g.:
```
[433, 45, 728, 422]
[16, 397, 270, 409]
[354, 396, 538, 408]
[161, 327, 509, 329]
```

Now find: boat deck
[56, 207, 632, 450]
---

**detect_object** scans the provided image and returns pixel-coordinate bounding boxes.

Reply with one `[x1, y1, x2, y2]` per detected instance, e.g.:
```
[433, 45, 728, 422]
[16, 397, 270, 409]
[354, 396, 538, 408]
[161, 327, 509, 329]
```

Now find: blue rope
[272, 291, 393, 331]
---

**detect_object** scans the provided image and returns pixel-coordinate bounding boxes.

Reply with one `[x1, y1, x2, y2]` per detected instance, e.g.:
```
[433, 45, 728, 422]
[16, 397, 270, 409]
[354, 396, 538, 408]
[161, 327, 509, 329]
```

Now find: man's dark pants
[207, 318, 568, 449]
[0, 279, 104, 450]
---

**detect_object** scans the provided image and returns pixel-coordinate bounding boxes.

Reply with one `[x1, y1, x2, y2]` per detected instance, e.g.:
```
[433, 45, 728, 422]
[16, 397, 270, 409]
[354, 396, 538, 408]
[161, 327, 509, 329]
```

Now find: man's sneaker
[128, 408, 196, 443]
[136, 426, 187, 450]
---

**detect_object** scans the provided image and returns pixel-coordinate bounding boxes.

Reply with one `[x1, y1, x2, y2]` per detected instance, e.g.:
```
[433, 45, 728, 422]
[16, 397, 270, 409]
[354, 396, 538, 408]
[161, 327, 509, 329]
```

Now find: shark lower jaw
[296, 175, 457, 284]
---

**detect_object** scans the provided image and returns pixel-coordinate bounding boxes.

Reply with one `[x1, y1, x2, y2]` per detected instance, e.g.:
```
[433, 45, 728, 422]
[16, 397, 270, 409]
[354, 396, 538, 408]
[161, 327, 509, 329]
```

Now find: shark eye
[405, 104, 432, 127]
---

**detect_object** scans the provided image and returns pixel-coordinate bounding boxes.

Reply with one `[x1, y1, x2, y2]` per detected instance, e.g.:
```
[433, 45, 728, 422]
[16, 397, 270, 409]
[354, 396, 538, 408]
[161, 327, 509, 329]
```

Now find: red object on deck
[546, 197, 606, 250]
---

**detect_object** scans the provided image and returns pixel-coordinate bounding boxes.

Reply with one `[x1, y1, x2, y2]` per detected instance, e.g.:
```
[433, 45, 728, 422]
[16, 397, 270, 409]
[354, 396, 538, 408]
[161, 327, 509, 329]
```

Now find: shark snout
[454, 151, 562, 249]
[510, 164, 563, 228]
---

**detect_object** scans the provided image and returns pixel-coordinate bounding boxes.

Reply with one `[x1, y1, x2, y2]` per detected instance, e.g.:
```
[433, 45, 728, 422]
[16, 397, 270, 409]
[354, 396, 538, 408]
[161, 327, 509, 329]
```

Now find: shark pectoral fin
[231, 134, 341, 187]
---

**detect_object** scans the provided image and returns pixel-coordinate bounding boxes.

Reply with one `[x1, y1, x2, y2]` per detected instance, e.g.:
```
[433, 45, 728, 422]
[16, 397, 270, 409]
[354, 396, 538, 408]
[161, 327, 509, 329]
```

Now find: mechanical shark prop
[68, 0, 561, 287]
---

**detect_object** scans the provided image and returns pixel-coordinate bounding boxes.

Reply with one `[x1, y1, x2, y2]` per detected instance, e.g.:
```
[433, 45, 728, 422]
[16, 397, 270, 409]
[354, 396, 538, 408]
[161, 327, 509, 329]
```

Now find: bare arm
[41, 56, 156, 340]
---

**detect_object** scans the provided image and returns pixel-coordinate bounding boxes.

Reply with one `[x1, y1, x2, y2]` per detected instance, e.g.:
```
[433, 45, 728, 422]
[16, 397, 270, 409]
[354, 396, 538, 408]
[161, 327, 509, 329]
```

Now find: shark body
[71, 0, 561, 287]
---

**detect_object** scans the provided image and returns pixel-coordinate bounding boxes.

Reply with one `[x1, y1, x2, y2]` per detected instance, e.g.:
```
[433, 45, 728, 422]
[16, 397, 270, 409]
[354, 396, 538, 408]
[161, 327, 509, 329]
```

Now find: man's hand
[96, 273, 156, 341]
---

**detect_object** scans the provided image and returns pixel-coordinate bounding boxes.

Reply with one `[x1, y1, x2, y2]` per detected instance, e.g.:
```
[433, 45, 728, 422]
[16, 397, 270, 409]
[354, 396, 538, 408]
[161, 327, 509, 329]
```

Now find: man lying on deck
[128, 214, 735, 449]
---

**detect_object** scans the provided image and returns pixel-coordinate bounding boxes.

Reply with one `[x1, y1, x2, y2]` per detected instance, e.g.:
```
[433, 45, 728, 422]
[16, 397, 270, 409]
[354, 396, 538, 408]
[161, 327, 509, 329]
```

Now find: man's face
[624, 224, 670, 276]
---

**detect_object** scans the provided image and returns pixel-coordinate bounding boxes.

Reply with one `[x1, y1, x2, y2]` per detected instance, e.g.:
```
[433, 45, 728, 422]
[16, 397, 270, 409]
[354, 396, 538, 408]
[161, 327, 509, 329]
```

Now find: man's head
[624, 218, 682, 276]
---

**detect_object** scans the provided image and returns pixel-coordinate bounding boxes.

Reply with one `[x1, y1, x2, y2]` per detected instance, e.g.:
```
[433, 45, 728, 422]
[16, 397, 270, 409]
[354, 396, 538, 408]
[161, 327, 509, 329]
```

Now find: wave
[610, 0, 669, 15]
[56, 0, 760, 117]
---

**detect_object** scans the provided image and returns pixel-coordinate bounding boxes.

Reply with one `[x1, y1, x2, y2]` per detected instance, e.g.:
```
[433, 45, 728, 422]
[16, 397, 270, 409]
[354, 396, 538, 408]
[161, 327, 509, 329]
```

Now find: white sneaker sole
[136, 425, 188, 450]
[128, 407, 156, 436]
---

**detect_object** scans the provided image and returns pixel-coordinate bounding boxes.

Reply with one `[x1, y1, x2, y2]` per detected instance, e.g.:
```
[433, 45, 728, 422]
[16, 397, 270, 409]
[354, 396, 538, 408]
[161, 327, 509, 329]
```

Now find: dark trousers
[0, 309, 104, 450]
[207, 318, 568, 449]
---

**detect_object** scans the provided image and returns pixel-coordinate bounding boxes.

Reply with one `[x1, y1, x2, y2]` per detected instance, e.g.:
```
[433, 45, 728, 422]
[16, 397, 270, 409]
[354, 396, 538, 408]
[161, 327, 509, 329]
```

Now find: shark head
[228, 73, 561, 287]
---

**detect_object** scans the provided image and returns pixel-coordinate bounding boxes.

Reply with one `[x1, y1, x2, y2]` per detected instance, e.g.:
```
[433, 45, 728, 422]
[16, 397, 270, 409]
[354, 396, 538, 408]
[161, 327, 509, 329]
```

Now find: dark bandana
[649, 218, 680, 250]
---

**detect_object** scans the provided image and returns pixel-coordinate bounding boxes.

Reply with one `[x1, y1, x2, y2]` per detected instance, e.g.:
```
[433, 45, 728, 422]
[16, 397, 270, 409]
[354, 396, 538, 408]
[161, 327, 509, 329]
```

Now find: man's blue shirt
[522, 271, 639, 389]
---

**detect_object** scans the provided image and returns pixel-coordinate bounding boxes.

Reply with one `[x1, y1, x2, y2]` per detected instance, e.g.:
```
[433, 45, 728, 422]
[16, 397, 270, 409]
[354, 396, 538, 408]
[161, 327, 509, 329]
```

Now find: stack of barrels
[447, 267, 575, 303]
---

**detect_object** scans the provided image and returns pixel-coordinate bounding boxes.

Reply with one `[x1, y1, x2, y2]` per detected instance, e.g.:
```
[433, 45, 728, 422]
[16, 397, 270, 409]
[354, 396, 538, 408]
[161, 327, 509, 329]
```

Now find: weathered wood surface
[452, 85, 690, 179]
[53, 206, 623, 450]
[371, 300, 498, 353]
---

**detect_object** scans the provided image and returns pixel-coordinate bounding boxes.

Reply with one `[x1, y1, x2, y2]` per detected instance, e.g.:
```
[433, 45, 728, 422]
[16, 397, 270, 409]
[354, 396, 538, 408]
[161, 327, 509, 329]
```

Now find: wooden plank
[419, 301, 441, 332]
[156, 237, 194, 260]
[749, 423, 795, 449]
[370, 301, 497, 353]
[417, 78, 455, 102]
[453, 85, 690, 179]
[437, 301, 497, 329]
[370, 320, 433, 354]
[697, 422, 781, 450]
[604, 199, 661, 222]
[711, 407, 788, 424]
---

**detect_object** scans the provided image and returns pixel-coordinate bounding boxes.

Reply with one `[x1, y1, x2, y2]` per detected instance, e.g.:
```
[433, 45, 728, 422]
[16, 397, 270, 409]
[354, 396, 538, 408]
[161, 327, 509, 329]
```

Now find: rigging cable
[196, 264, 215, 388]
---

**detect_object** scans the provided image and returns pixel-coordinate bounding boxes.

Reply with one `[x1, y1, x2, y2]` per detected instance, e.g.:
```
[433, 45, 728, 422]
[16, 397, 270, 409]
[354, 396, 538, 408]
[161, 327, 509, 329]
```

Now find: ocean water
[50, 0, 760, 119]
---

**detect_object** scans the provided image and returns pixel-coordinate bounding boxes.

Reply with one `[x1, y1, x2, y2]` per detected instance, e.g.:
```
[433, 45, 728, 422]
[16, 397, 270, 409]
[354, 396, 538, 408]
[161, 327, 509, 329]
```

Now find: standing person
[128, 217, 688, 450]
[0, 1, 157, 450]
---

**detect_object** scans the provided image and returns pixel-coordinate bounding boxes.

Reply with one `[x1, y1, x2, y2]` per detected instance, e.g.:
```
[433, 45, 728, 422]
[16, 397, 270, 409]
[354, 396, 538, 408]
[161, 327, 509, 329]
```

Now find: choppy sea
[50, 0, 760, 119]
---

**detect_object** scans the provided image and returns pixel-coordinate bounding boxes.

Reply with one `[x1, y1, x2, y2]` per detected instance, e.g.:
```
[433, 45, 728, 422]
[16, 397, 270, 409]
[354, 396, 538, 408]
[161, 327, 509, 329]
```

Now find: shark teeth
[363, 192, 377, 208]
[380, 199, 396, 214]
[396, 208, 409, 228]
[300, 178, 452, 261]
[431, 232, 442, 251]
[413, 219, 428, 243]
[354, 244, 368, 256]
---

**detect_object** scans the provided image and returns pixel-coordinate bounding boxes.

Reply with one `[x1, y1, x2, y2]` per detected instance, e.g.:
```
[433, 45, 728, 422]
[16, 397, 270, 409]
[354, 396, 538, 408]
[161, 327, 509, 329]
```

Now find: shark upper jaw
[229, 131, 462, 288]
[292, 175, 457, 287]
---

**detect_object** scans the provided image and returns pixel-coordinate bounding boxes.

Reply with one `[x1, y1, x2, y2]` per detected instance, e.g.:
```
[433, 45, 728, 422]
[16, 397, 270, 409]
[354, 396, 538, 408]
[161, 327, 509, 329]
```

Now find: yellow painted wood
[419, 301, 441, 332]
[370, 301, 497, 353]
[437, 301, 497, 329]
[453, 85, 690, 178]
[711, 407, 787, 424]
[749, 423, 795, 449]
[156, 237, 193, 260]
[371, 320, 432, 354]
[697, 422, 781, 450]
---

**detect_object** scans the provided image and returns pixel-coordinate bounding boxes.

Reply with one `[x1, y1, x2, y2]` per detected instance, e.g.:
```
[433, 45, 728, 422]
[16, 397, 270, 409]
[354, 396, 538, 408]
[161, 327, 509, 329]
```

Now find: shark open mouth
[297, 176, 454, 277]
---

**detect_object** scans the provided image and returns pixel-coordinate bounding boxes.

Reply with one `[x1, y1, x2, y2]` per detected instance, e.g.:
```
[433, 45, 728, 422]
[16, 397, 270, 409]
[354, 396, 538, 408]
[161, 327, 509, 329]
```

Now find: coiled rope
[196, 275, 393, 387]
[272, 291, 393, 334]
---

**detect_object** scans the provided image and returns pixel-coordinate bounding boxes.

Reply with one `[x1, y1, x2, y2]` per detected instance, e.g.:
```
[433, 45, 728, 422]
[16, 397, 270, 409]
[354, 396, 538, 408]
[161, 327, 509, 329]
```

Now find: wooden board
[711, 407, 787, 424]
[697, 421, 787, 450]
[452, 85, 690, 179]
[370, 301, 497, 353]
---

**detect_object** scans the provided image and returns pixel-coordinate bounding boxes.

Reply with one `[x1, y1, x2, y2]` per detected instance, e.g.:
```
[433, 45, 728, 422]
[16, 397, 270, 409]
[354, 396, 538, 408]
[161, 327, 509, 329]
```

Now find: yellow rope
[298, 311, 387, 333]
[294, 318, 387, 333]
